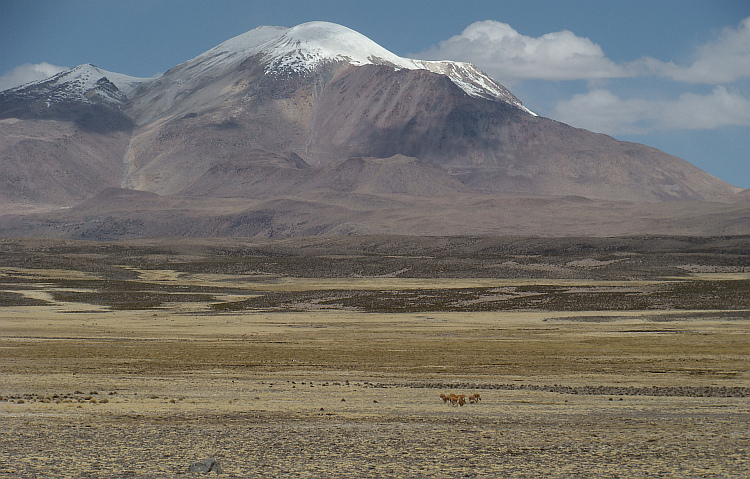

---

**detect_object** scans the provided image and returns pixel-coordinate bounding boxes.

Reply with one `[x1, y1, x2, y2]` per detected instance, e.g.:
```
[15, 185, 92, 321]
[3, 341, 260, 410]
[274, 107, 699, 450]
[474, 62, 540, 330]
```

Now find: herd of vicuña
[440, 393, 481, 406]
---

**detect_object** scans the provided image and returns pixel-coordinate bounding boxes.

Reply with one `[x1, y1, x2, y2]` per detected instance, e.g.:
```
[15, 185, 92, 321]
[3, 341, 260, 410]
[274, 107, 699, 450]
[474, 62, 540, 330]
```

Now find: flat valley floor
[0, 236, 748, 477]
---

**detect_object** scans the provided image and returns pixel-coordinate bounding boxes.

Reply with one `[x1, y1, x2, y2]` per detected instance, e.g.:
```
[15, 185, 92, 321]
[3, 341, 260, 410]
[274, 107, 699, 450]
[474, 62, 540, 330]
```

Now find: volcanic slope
[121, 21, 738, 203]
[0, 21, 747, 237]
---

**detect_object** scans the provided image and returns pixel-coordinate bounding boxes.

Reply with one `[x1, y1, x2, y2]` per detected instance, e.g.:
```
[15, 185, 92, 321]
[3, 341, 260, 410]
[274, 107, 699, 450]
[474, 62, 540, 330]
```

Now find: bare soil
[0, 236, 748, 477]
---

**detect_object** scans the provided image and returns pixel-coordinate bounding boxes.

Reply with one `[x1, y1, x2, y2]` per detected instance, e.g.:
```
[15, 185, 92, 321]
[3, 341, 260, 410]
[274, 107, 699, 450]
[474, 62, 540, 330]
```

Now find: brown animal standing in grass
[440, 393, 481, 406]
[440, 393, 458, 405]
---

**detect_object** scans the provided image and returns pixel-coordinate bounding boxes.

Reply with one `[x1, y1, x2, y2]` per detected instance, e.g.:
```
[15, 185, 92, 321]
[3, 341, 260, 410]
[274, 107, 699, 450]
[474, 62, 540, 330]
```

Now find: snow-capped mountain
[0, 21, 745, 237]
[119, 21, 741, 201]
[1, 64, 149, 109]
[0, 65, 146, 207]
[203, 22, 530, 106]
[129, 22, 531, 125]
[247, 22, 533, 111]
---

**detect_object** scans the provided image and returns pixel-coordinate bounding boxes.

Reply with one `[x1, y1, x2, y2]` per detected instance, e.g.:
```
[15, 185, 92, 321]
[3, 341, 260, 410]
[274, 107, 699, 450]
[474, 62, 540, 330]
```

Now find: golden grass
[1, 241, 748, 477]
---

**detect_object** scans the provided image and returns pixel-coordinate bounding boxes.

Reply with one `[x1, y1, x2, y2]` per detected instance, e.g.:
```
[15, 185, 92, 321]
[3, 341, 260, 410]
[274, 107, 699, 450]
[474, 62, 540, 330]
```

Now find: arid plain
[1, 236, 748, 477]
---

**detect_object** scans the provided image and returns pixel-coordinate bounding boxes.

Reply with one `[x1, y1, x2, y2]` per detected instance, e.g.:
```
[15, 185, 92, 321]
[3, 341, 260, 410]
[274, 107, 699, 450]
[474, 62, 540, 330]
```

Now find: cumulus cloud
[553, 87, 750, 135]
[418, 16, 750, 86]
[0, 62, 68, 92]
[414, 20, 629, 83]
[643, 16, 750, 84]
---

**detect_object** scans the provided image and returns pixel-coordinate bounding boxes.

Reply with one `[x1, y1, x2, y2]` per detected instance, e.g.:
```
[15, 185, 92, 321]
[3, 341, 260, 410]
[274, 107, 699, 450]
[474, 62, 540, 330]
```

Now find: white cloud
[414, 20, 629, 83]
[552, 89, 652, 135]
[0, 62, 68, 92]
[643, 16, 750, 84]
[418, 16, 750, 86]
[553, 87, 750, 135]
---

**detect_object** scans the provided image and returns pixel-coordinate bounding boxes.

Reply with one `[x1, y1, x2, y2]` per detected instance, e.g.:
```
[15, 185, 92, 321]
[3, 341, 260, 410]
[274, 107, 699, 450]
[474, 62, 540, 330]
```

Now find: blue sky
[2, 0, 749, 188]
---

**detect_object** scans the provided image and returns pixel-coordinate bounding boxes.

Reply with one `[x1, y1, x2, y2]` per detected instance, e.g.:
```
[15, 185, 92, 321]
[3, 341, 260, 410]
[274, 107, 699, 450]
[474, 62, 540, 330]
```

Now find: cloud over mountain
[0, 62, 68, 91]
[414, 16, 750, 140]
[415, 17, 750, 86]
[413, 20, 628, 83]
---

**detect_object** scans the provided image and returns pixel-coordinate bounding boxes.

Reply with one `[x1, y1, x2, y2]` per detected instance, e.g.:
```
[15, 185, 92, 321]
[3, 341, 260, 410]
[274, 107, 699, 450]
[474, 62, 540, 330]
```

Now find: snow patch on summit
[179, 22, 535, 115]
[255, 22, 533, 113]
[2, 64, 150, 108]
[260, 22, 419, 73]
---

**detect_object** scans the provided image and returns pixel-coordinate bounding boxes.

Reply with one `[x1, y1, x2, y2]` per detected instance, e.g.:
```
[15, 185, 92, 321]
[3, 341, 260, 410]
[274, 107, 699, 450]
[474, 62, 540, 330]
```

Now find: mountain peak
[1, 63, 150, 108]
[177, 21, 533, 113]
[0, 22, 744, 235]
[260, 21, 418, 73]
[196, 22, 409, 71]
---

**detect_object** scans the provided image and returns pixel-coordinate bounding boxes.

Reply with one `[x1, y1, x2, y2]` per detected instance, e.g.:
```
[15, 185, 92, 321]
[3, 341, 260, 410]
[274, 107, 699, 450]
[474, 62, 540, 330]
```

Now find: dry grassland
[0, 236, 748, 477]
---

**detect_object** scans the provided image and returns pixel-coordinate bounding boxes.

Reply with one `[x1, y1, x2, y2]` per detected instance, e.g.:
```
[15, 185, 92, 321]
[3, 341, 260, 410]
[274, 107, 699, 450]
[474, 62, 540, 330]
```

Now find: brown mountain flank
[0, 22, 746, 238]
